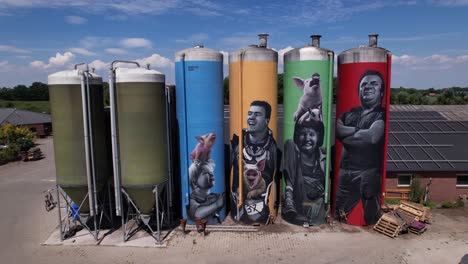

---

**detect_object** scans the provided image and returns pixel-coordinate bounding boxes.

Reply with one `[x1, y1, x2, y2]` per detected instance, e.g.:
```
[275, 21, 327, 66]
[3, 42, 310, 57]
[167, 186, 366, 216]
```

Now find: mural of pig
[292, 72, 322, 122]
[190, 133, 216, 162]
[243, 159, 267, 199]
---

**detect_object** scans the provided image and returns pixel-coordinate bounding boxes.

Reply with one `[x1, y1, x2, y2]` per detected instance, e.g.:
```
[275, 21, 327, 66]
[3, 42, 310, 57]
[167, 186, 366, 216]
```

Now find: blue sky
[1, 0, 468, 89]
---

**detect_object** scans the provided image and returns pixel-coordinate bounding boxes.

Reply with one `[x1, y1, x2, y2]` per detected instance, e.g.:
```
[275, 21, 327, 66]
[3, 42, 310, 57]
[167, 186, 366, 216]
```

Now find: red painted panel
[332, 58, 391, 226]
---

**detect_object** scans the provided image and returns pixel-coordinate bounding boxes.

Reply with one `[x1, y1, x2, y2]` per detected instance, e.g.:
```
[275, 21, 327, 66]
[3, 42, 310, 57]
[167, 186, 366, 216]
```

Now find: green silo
[48, 70, 109, 217]
[114, 67, 168, 215]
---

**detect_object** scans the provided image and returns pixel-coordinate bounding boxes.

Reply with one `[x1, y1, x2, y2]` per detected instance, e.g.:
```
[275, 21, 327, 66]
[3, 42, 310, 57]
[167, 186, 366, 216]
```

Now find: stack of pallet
[23, 147, 43, 161]
[375, 200, 432, 238]
[399, 201, 432, 223]
[373, 213, 405, 238]
[408, 221, 427, 235]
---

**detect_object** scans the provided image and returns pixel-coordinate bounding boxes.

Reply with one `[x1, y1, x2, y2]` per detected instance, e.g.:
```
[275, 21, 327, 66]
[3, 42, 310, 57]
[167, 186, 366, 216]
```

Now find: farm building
[0, 108, 52, 137]
[386, 105, 468, 203]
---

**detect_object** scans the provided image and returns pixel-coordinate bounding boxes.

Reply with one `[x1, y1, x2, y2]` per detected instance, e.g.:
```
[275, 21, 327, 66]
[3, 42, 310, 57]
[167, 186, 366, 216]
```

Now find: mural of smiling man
[231, 100, 277, 223]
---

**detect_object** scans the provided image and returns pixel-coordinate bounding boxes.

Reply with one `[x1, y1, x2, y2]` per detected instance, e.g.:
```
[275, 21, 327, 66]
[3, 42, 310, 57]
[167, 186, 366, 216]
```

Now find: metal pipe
[154, 185, 161, 243]
[180, 53, 191, 213]
[109, 67, 122, 216]
[75, 62, 86, 70]
[165, 86, 174, 211]
[56, 185, 63, 241]
[311, 35, 321, 48]
[111, 60, 140, 69]
[369, 34, 379, 47]
[258, 33, 269, 48]
[325, 51, 334, 204]
[84, 70, 99, 229]
[80, 68, 96, 217]
[237, 50, 246, 218]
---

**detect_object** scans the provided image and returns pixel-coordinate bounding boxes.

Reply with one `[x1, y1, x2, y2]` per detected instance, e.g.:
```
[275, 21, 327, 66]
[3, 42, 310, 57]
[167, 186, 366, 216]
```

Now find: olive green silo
[48, 70, 109, 215]
[115, 68, 168, 215]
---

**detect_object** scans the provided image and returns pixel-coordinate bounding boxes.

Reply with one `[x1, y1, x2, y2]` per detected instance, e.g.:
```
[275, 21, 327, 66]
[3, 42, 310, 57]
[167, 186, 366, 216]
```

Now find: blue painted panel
[175, 60, 226, 224]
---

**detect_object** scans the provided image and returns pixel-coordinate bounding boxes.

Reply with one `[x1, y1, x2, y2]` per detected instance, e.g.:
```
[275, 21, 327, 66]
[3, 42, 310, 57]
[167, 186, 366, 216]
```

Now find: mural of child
[187, 133, 224, 223]
[188, 160, 224, 221]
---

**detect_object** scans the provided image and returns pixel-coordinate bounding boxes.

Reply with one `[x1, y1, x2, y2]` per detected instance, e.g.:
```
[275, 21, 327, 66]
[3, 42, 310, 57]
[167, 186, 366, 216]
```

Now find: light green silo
[115, 68, 168, 215]
[48, 70, 109, 215]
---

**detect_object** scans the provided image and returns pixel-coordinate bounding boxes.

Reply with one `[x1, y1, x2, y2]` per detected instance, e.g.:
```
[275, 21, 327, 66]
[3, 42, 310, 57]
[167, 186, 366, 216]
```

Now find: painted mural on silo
[333, 34, 392, 226]
[282, 36, 334, 226]
[229, 34, 279, 224]
[175, 46, 226, 225]
[186, 133, 224, 222]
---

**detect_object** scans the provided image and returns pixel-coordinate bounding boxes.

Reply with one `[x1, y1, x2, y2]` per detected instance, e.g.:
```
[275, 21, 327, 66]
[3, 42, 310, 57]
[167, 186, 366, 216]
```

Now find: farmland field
[0, 100, 50, 114]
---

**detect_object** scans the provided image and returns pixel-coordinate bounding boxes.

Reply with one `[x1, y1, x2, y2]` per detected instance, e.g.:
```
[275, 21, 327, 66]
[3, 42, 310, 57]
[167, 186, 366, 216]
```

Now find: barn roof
[0, 108, 51, 126]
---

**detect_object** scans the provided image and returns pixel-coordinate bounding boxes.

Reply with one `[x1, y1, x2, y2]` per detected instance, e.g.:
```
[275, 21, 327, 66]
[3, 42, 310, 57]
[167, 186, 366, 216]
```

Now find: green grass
[385, 198, 401, 205]
[0, 100, 50, 114]
[441, 200, 464, 208]
[424, 201, 437, 209]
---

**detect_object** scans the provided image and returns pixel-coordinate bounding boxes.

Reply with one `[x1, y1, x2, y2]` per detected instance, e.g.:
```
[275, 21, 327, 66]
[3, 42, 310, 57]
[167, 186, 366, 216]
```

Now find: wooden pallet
[373, 214, 402, 238]
[399, 201, 431, 223]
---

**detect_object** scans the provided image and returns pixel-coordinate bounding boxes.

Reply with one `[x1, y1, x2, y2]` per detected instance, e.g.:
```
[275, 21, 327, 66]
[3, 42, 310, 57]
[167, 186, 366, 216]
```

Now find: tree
[12, 85, 29, 100]
[277, 74, 283, 104]
[396, 91, 410, 104]
[29, 82, 49, 101]
[408, 93, 421, 105]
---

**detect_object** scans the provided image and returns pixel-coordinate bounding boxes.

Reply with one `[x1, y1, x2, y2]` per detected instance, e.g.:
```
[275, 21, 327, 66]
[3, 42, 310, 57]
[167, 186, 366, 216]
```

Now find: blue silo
[175, 45, 226, 226]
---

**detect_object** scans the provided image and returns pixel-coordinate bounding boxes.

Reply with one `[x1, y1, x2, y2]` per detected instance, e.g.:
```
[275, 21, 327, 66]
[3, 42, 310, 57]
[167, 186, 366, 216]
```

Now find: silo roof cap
[48, 69, 102, 85]
[175, 46, 223, 62]
[115, 67, 165, 83]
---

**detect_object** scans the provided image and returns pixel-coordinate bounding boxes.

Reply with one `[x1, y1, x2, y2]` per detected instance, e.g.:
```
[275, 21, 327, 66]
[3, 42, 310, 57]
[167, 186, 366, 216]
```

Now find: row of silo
[48, 33, 392, 239]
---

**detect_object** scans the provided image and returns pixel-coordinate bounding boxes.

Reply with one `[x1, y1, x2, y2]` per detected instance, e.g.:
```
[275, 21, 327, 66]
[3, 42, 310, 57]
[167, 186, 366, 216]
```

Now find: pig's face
[197, 133, 216, 148]
[245, 169, 260, 188]
[293, 73, 321, 99]
[243, 159, 265, 188]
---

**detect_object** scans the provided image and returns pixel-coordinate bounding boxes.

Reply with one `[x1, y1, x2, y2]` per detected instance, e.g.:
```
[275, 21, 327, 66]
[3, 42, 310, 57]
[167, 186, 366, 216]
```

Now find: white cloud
[136, 53, 173, 68]
[392, 53, 468, 71]
[30, 51, 75, 69]
[29, 60, 47, 69]
[176, 33, 209, 44]
[120, 38, 152, 48]
[0, 61, 12, 72]
[455, 55, 468, 63]
[80, 36, 113, 49]
[65, 15, 87, 25]
[70, 47, 95, 56]
[105, 48, 127, 55]
[0, 45, 29, 54]
[88, 59, 108, 71]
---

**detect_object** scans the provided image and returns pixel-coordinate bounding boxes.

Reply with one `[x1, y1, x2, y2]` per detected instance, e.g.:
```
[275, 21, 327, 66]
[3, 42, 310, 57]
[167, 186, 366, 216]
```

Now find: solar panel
[390, 111, 446, 121]
[387, 115, 468, 171]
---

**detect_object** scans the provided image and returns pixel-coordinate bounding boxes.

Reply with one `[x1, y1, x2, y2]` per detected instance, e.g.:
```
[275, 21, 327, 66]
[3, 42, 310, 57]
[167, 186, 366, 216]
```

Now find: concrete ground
[0, 137, 467, 264]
